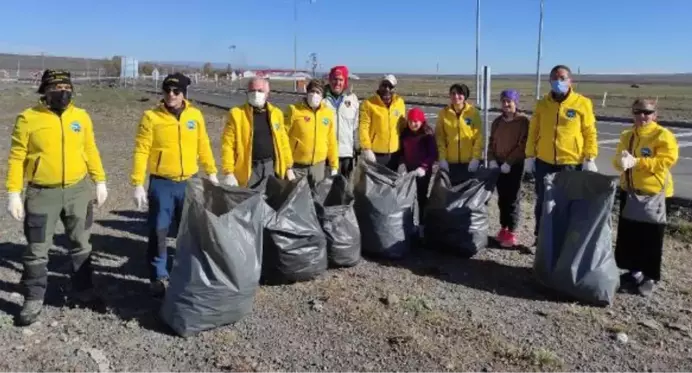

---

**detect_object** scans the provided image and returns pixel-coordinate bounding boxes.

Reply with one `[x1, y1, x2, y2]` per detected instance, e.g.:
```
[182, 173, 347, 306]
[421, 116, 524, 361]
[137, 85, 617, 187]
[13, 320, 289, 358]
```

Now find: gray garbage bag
[262, 175, 328, 284]
[353, 159, 417, 259]
[313, 174, 361, 267]
[424, 168, 499, 258]
[533, 171, 620, 306]
[161, 177, 271, 337]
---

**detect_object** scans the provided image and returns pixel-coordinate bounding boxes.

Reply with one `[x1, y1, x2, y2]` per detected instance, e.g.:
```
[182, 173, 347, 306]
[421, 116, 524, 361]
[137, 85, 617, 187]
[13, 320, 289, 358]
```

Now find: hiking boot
[150, 278, 169, 298]
[501, 231, 518, 248]
[17, 299, 43, 326]
[638, 279, 655, 297]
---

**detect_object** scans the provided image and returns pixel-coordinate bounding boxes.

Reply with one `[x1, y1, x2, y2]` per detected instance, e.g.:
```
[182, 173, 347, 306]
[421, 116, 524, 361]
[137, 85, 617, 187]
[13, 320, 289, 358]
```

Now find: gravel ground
[0, 85, 691, 372]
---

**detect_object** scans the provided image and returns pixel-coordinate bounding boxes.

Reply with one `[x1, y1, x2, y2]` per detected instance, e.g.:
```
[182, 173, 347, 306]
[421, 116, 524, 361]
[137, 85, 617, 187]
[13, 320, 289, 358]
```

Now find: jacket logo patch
[566, 109, 576, 118]
[70, 121, 81, 133]
[640, 147, 652, 157]
[465, 118, 472, 125]
[273, 122, 280, 130]
[345, 100, 351, 107]
[393, 110, 400, 117]
[322, 118, 329, 125]
[186, 120, 196, 130]
[304, 116, 311, 122]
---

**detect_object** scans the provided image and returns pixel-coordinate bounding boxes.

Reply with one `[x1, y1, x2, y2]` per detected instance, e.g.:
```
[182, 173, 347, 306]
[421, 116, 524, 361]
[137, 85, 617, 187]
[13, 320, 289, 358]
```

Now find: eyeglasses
[633, 110, 655, 115]
[163, 87, 182, 95]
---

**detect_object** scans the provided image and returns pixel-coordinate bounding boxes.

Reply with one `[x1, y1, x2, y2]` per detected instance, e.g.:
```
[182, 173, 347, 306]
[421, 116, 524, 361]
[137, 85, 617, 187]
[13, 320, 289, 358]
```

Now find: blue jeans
[533, 158, 581, 236]
[147, 176, 187, 282]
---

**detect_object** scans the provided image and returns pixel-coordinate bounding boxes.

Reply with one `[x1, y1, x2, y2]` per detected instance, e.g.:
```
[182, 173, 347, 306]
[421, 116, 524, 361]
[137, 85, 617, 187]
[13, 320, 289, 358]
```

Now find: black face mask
[45, 90, 72, 111]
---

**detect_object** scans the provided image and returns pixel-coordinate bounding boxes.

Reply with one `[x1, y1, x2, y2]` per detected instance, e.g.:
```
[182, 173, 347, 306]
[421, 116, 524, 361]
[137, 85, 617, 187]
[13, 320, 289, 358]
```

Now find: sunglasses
[163, 87, 182, 95]
[633, 110, 654, 115]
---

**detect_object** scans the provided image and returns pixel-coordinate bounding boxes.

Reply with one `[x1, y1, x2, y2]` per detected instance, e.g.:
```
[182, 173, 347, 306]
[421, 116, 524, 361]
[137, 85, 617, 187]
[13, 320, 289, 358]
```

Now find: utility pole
[535, 0, 545, 100]
[475, 0, 481, 108]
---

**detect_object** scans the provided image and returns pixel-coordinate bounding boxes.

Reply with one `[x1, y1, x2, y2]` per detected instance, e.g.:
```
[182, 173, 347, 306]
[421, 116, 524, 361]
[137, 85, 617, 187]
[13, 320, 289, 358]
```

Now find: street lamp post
[229, 45, 236, 91]
[535, 0, 545, 100]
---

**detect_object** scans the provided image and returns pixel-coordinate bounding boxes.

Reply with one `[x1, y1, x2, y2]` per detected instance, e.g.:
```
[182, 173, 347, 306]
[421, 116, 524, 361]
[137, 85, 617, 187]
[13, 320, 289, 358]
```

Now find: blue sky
[2, 0, 691, 74]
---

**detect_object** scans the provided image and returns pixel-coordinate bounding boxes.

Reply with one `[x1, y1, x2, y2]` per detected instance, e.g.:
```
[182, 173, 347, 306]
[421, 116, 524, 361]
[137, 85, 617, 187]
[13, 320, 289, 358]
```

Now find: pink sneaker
[495, 228, 509, 243]
[501, 231, 518, 248]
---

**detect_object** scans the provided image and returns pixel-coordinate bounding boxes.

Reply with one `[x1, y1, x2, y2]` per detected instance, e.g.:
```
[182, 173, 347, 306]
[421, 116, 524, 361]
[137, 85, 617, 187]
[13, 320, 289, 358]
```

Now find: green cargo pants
[293, 161, 326, 185]
[22, 178, 95, 301]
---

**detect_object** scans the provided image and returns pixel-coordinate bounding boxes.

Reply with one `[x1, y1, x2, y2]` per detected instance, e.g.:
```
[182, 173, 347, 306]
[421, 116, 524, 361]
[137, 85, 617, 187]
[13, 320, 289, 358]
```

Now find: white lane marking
[598, 139, 621, 145]
[676, 141, 692, 148]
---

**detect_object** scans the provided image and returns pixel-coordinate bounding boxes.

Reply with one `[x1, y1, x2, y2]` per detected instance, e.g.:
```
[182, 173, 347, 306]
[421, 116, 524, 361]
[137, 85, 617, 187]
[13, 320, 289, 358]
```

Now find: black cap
[162, 73, 191, 96]
[37, 69, 72, 94]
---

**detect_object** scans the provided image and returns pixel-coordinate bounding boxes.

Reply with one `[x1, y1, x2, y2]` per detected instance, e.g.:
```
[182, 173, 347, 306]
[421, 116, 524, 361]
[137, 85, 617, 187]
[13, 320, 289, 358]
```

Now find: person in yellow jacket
[613, 99, 678, 297]
[221, 77, 295, 188]
[524, 64, 599, 240]
[359, 74, 406, 171]
[129, 73, 218, 296]
[435, 83, 483, 186]
[285, 79, 339, 184]
[5, 69, 108, 326]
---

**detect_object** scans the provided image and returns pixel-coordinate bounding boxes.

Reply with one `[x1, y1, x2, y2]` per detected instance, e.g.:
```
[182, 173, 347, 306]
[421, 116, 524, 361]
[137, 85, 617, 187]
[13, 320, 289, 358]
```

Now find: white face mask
[307, 92, 322, 109]
[248, 91, 267, 108]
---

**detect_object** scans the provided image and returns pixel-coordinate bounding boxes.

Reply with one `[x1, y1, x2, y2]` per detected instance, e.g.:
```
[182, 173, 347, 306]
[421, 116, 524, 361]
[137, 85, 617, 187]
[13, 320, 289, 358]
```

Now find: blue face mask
[550, 80, 570, 95]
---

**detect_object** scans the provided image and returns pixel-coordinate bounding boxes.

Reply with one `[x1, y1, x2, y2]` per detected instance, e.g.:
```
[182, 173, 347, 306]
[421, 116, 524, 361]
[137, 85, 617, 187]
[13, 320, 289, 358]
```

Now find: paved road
[186, 89, 692, 200]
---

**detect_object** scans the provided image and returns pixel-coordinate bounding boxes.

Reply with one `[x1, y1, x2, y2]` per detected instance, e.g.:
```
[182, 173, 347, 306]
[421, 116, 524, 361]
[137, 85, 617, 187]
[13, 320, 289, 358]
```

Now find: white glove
[362, 149, 376, 163]
[330, 169, 338, 176]
[501, 162, 511, 174]
[438, 160, 449, 171]
[7, 192, 24, 221]
[582, 159, 598, 172]
[414, 167, 426, 178]
[133, 185, 148, 210]
[524, 157, 535, 173]
[208, 173, 219, 185]
[620, 151, 637, 171]
[286, 169, 296, 181]
[468, 159, 479, 172]
[489, 160, 499, 169]
[223, 173, 239, 186]
[95, 182, 108, 208]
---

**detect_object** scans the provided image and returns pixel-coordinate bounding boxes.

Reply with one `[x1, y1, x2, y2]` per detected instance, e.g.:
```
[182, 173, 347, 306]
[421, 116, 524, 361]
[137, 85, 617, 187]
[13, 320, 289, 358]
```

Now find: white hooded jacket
[323, 89, 359, 158]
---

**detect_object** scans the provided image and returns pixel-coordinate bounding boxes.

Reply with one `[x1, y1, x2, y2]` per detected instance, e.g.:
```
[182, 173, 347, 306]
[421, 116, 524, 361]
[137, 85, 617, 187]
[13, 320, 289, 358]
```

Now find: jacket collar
[633, 121, 660, 136]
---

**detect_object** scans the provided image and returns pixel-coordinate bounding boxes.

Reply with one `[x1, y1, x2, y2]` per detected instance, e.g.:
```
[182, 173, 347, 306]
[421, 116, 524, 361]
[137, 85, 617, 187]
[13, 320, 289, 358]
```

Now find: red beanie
[329, 65, 349, 87]
[407, 107, 426, 123]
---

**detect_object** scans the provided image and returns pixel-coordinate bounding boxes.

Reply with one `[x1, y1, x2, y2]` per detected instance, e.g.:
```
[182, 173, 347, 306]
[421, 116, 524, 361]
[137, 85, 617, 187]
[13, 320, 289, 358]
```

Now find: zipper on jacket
[178, 119, 184, 179]
[387, 106, 391, 154]
[60, 116, 65, 188]
[553, 103, 561, 164]
[311, 110, 318, 164]
[458, 113, 462, 164]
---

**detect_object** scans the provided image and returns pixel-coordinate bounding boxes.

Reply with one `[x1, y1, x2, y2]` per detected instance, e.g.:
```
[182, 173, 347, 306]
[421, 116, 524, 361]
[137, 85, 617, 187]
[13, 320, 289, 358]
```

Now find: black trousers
[339, 157, 355, 178]
[614, 190, 667, 282]
[496, 162, 524, 231]
[374, 152, 399, 172]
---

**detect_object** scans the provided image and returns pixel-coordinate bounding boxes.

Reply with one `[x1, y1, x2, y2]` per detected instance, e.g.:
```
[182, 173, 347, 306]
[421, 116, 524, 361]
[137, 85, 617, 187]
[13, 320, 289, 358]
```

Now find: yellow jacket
[526, 91, 598, 165]
[130, 100, 217, 186]
[435, 104, 483, 163]
[221, 103, 293, 187]
[358, 94, 406, 154]
[285, 100, 339, 169]
[613, 121, 678, 197]
[6, 101, 106, 193]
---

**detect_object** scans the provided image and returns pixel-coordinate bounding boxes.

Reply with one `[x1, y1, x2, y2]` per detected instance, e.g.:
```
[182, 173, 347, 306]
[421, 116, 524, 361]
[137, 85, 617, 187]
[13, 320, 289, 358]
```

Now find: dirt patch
[0, 84, 691, 371]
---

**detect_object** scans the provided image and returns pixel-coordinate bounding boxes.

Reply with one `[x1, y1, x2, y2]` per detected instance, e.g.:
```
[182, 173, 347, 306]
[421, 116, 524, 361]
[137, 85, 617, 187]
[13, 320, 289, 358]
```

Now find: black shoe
[638, 279, 655, 297]
[150, 278, 169, 298]
[16, 299, 43, 326]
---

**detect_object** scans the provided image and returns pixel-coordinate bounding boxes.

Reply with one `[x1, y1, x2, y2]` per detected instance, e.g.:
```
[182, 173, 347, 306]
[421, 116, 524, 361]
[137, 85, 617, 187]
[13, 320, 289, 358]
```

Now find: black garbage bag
[161, 177, 271, 337]
[533, 171, 620, 306]
[313, 174, 361, 267]
[353, 159, 417, 259]
[262, 175, 328, 284]
[424, 168, 499, 258]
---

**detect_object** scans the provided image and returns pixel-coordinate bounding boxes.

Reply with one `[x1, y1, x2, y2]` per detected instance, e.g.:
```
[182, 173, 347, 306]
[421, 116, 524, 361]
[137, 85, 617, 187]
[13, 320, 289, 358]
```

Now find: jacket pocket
[155, 151, 163, 173]
[31, 157, 41, 179]
[24, 213, 48, 244]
